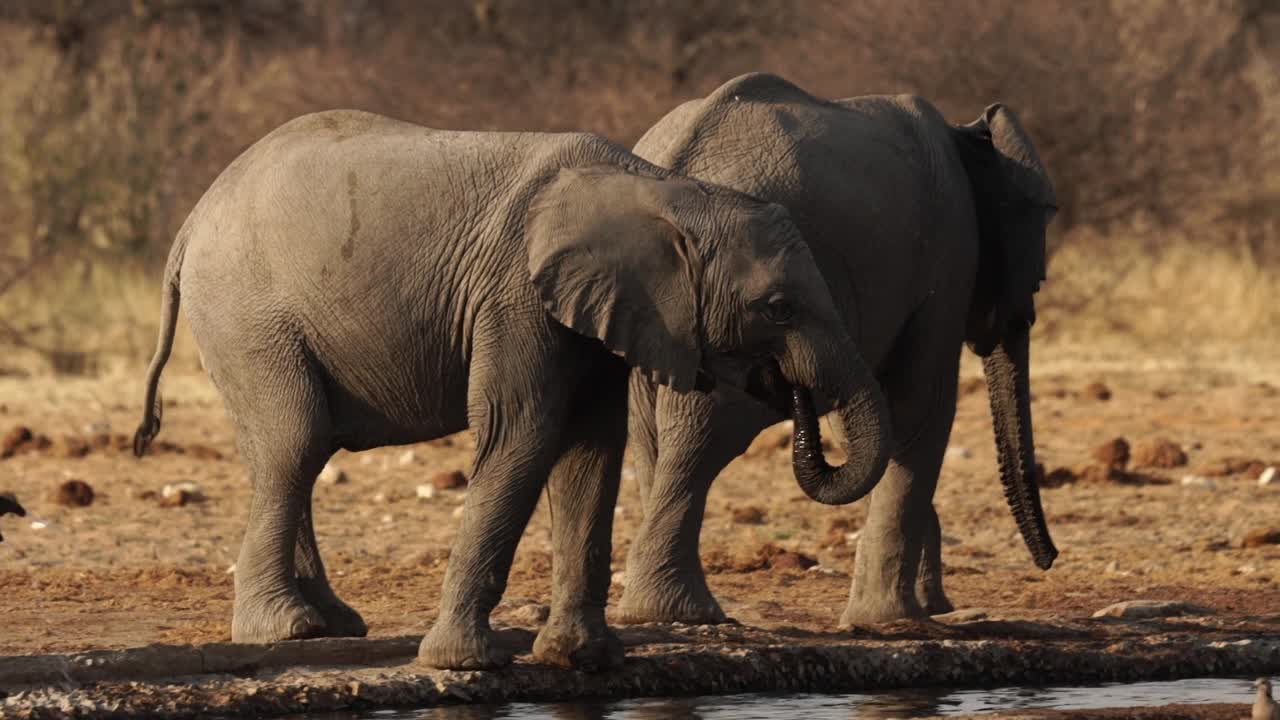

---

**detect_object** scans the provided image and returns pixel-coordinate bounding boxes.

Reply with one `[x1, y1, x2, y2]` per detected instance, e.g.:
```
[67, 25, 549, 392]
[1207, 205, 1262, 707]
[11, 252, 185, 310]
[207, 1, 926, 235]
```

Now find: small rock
[398, 449, 417, 466]
[415, 484, 436, 500]
[159, 482, 204, 507]
[1092, 599, 1211, 619]
[0, 426, 32, 458]
[1259, 466, 1277, 486]
[1241, 528, 1280, 548]
[380, 513, 393, 524]
[1179, 475, 1216, 490]
[944, 446, 972, 462]
[53, 435, 90, 459]
[430, 470, 467, 491]
[52, 480, 94, 508]
[30, 520, 47, 530]
[225, 563, 236, 575]
[1091, 437, 1130, 469]
[1132, 438, 1188, 469]
[1083, 382, 1112, 401]
[318, 462, 348, 485]
[508, 603, 550, 626]
[451, 505, 465, 519]
[731, 506, 766, 525]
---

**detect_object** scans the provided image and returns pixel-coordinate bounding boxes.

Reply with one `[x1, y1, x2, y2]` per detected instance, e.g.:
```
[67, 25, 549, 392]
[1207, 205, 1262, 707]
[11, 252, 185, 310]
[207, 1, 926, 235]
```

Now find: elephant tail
[133, 226, 191, 458]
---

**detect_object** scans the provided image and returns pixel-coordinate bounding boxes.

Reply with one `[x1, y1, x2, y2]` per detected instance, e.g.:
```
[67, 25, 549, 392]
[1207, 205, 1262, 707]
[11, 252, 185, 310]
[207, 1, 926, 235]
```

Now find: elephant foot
[838, 590, 928, 627]
[915, 583, 955, 617]
[616, 570, 729, 625]
[297, 577, 368, 637]
[532, 613, 624, 672]
[419, 620, 513, 670]
[231, 592, 327, 643]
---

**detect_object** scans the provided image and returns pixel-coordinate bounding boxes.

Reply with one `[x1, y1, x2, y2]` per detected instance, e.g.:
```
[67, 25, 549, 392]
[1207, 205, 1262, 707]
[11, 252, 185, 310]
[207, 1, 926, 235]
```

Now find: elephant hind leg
[295, 492, 367, 637]
[533, 356, 629, 671]
[914, 502, 955, 615]
[220, 351, 334, 643]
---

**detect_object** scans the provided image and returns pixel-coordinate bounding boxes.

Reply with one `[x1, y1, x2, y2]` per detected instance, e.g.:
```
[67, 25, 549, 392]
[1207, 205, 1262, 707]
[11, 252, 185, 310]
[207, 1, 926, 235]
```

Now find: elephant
[131, 108, 895, 670]
[619, 72, 1059, 627]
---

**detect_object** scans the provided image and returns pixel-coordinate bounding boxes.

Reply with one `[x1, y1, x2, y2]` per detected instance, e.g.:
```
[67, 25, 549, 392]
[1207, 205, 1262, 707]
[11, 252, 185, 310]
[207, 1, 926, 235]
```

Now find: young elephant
[621, 73, 1059, 626]
[132, 109, 893, 670]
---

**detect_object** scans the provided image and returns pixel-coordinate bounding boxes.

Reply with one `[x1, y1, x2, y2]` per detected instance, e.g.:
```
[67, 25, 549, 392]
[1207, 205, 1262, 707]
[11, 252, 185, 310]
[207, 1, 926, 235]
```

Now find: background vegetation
[2, 0, 1277, 373]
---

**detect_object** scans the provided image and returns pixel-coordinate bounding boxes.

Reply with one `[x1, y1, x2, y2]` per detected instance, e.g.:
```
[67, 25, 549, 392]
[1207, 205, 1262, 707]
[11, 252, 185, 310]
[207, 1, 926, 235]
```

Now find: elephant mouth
[743, 359, 796, 416]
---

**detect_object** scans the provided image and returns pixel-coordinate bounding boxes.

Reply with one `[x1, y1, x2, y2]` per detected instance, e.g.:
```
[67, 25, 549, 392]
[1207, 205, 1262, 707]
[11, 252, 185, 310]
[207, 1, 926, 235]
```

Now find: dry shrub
[0, 0, 1276, 371]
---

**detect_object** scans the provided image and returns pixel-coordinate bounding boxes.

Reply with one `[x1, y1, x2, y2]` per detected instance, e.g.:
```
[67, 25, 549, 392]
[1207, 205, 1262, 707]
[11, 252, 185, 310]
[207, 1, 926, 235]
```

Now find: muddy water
[302, 677, 1257, 718]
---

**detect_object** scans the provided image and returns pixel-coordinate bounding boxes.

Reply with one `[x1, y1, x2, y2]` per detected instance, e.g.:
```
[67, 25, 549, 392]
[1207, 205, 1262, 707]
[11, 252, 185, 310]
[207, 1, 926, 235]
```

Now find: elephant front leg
[533, 360, 629, 670]
[841, 379, 956, 626]
[619, 386, 769, 625]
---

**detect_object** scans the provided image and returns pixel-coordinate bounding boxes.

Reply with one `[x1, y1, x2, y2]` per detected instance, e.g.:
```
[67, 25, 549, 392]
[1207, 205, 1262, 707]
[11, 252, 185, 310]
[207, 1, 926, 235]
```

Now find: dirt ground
[1, 347, 1277, 657]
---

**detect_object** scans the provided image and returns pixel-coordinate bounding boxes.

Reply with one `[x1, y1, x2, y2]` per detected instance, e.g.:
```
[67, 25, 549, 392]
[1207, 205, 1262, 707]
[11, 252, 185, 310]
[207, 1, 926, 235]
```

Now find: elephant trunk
[790, 344, 892, 506]
[982, 323, 1057, 569]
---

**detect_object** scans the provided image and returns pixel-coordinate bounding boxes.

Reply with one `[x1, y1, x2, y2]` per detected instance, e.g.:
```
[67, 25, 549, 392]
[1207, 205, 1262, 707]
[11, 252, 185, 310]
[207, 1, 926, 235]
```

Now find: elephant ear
[954, 103, 1058, 356]
[526, 166, 705, 393]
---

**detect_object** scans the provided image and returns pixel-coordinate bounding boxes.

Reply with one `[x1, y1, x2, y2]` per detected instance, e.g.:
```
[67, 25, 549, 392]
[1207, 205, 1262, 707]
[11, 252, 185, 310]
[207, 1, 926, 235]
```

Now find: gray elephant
[132, 109, 895, 670]
[620, 73, 1059, 626]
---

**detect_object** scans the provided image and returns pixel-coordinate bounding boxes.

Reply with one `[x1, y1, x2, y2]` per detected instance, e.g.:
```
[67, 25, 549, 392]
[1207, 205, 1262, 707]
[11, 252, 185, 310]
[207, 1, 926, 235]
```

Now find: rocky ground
[0, 346, 1277, 715]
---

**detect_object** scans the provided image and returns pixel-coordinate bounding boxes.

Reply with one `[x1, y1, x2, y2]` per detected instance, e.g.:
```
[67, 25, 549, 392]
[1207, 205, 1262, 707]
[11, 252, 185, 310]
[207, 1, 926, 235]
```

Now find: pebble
[416, 484, 436, 500]
[430, 470, 467, 490]
[1092, 599, 1211, 619]
[451, 505, 465, 519]
[1259, 466, 1277, 486]
[30, 520, 47, 530]
[225, 563, 236, 575]
[318, 462, 348, 485]
[1179, 475, 1216, 490]
[508, 603, 550, 626]
[398, 450, 417, 466]
[944, 446, 972, 462]
[162, 482, 203, 499]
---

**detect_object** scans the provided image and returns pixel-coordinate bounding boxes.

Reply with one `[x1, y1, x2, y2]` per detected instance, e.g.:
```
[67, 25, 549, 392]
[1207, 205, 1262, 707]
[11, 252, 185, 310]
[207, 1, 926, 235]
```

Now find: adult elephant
[621, 73, 1059, 626]
[132, 109, 894, 670]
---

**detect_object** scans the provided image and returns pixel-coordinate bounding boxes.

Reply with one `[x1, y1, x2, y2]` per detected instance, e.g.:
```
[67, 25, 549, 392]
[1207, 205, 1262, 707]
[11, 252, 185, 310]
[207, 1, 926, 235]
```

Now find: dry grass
[1, 0, 1277, 374]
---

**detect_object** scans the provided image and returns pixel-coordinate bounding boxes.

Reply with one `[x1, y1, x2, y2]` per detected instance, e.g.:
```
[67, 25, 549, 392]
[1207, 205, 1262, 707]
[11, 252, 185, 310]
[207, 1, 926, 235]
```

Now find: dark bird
[0, 494, 25, 543]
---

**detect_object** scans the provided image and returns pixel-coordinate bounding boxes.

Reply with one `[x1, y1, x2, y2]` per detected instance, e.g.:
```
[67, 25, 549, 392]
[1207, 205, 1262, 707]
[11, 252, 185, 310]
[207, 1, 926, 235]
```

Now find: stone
[1259, 466, 1277, 486]
[159, 482, 204, 507]
[508, 603, 550, 626]
[1179, 475, 1216, 490]
[1091, 437, 1130, 469]
[53, 435, 90, 459]
[451, 505, 465, 519]
[398, 449, 417, 466]
[52, 480, 94, 508]
[0, 426, 32, 458]
[1092, 600, 1211, 619]
[1132, 438, 1188, 469]
[430, 470, 467, 490]
[944, 445, 972, 462]
[317, 462, 348, 485]
[1083, 382, 1112, 401]
[1242, 528, 1280, 549]
[731, 506, 766, 525]
[415, 484, 436, 500]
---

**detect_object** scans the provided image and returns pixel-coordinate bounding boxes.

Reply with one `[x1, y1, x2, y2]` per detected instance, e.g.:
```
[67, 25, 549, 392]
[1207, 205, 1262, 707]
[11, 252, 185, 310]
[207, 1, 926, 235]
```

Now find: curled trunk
[790, 358, 892, 505]
[983, 324, 1057, 569]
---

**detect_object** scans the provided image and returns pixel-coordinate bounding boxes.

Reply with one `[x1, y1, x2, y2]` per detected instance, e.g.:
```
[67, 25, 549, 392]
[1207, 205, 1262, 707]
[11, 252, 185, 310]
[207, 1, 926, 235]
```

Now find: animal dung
[1091, 437, 1130, 469]
[1082, 382, 1112, 401]
[1241, 528, 1280, 548]
[53, 479, 95, 508]
[1, 426, 33, 458]
[1132, 438, 1188, 469]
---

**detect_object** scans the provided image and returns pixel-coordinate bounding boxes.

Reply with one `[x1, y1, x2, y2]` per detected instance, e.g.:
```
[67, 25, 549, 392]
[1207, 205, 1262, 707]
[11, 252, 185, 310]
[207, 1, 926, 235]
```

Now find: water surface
[300, 677, 1256, 718]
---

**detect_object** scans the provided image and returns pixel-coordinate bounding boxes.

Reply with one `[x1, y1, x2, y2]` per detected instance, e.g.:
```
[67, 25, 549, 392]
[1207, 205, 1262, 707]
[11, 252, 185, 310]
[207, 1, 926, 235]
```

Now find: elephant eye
[762, 294, 795, 325]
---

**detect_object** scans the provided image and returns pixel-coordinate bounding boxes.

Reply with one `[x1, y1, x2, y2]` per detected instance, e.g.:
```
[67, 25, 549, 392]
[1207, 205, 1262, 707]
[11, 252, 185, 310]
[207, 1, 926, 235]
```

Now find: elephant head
[526, 165, 892, 506]
[954, 104, 1060, 570]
